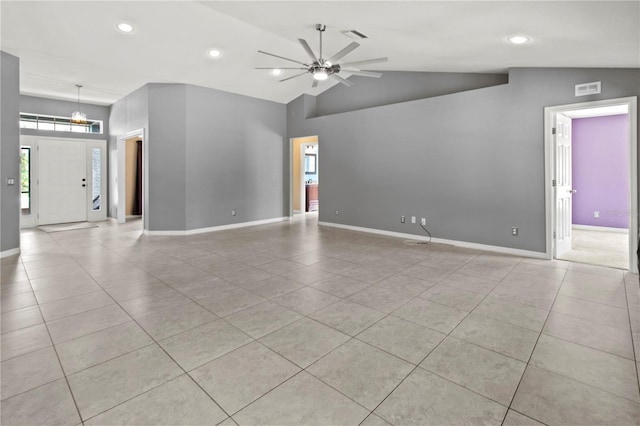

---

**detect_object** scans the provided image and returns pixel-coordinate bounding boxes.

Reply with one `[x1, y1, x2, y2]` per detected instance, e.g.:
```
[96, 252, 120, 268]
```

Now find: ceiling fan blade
[340, 57, 388, 68]
[345, 70, 383, 78]
[279, 72, 309, 83]
[257, 50, 308, 66]
[312, 79, 319, 88]
[330, 74, 354, 87]
[254, 67, 307, 70]
[326, 42, 360, 64]
[298, 39, 319, 63]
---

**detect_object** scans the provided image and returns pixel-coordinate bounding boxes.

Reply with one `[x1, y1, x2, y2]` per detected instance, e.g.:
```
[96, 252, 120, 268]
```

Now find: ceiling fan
[256, 24, 388, 88]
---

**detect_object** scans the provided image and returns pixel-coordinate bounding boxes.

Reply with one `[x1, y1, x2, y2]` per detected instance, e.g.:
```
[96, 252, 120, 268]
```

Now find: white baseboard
[143, 217, 289, 236]
[318, 221, 548, 259]
[0, 247, 20, 258]
[572, 224, 628, 233]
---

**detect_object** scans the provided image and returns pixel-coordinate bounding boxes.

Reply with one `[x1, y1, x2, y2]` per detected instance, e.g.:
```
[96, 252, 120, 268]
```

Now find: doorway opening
[290, 136, 319, 217]
[124, 137, 143, 219]
[544, 97, 638, 272]
[116, 129, 145, 225]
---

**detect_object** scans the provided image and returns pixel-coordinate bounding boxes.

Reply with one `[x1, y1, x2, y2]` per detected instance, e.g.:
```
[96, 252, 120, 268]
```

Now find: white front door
[554, 113, 574, 257]
[38, 140, 87, 225]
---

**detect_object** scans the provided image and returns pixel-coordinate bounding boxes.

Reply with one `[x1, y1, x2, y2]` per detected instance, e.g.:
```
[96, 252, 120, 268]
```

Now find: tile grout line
[8, 221, 634, 425]
[523, 283, 640, 404]
[181, 247, 473, 422]
[358, 258, 525, 425]
[20, 230, 240, 423]
[498, 265, 569, 425]
[622, 276, 640, 395]
[17, 239, 86, 425]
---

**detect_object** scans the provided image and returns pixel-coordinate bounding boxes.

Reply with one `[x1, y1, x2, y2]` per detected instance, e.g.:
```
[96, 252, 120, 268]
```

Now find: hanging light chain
[71, 84, 87, 124]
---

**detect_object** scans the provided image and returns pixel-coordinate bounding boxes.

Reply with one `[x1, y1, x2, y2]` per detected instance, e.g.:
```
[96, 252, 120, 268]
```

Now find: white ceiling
[1, 1, 638, 106]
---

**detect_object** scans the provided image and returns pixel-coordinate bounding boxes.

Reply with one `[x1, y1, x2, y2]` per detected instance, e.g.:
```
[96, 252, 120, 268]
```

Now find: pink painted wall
[572, 114, 629, 229]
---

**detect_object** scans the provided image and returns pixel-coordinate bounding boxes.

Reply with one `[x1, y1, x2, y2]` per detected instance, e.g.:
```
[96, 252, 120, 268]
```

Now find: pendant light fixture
[71, 84, 87, 124]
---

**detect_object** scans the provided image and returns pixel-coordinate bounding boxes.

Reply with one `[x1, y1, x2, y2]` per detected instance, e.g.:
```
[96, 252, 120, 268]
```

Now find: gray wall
[1, 51, 20, 253]
[185, 84, 286, 230]
[109, 83, 286, 232]
[315, 71, 508, 117]
[287, 67, 640, 253]
[20, 95, 110, 140]
[146, 84, 187, 231]
[108, 85, 149, 222]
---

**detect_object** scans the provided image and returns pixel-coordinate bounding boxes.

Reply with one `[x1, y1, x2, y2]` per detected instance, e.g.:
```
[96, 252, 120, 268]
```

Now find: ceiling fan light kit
[256, 23, 388, 88]
[313, 69, 329, 81]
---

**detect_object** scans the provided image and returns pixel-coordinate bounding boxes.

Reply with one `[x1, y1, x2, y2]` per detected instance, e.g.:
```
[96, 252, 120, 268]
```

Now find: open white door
[38, 140, 87, 225]
[554, 113, 574, 257]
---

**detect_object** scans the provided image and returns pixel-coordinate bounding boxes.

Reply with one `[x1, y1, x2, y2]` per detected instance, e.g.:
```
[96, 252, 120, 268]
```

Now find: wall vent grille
[575, 81, 601, 96]
[342, 30, 368, 40]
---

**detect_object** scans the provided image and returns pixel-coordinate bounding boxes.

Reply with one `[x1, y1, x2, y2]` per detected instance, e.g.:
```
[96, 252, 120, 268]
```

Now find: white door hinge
[553, 231, 557, 239]
[552, 179, 556, 187]
[552, 128, 556, 135]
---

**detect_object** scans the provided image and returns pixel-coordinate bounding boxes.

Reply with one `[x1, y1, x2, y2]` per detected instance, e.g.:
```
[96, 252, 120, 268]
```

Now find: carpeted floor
[557, 227, 629, 270]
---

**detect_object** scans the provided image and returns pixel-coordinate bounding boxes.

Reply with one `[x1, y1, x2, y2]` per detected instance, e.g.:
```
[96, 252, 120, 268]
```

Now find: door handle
[569, 189, 577, 193]
[82, 178, 86, 182]
[82, 184, 86, 187]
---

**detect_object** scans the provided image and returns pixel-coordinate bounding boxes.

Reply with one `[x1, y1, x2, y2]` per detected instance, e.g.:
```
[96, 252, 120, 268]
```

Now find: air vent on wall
[575, 81, 601, 97]
[342, 29, 368, 40]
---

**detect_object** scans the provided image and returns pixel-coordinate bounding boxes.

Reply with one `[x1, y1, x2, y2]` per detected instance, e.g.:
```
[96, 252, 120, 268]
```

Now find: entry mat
[38, 222, 99, 233]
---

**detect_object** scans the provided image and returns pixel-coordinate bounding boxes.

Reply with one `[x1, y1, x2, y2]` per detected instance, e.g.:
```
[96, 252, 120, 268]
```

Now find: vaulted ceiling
[2, 1, 638, 105]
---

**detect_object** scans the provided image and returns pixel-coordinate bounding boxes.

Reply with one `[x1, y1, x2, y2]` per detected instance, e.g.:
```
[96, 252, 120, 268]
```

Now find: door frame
[19, 135, 107, 227]
[544, 96, 638, 272]
[300, 142, 318, 213]
[289, 135, 318, 217]
[19, 138, 39, 229]
[116, 129, 146, 225]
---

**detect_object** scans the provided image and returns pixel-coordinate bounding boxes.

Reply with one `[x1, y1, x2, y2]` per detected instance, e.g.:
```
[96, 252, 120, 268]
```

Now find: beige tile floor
[1, 216, 639, 425]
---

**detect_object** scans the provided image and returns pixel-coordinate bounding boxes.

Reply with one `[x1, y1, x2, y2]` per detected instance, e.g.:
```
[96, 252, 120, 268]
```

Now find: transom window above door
[20, 113, 103, 134]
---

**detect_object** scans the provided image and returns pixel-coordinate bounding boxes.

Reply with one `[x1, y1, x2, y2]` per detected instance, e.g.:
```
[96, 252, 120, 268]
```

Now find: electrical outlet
[335, 210, 339, 215]
[400, 216, 406, 223]
[411, 216, 416, 224]
[6, 178, 15, 185]
[421, 218, 426, 226]
[594, 211, 600, 218]
[512, 227, 518, 236]
[231, 209, 236, 216]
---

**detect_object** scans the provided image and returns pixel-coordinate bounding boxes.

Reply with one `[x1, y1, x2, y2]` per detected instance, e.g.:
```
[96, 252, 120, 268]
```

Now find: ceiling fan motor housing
[310, 63, 340, 76]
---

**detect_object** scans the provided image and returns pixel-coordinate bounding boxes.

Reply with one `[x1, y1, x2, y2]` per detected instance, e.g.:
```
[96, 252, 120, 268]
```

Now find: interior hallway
[1, 216, 639, 425]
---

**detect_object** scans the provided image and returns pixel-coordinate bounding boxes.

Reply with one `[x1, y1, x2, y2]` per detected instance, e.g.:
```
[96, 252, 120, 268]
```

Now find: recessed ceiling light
[208, 49, 222, 58]
[271, 69, 282, 76]
[508, 35, 530, 45]
[116, 22, 134, 33]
